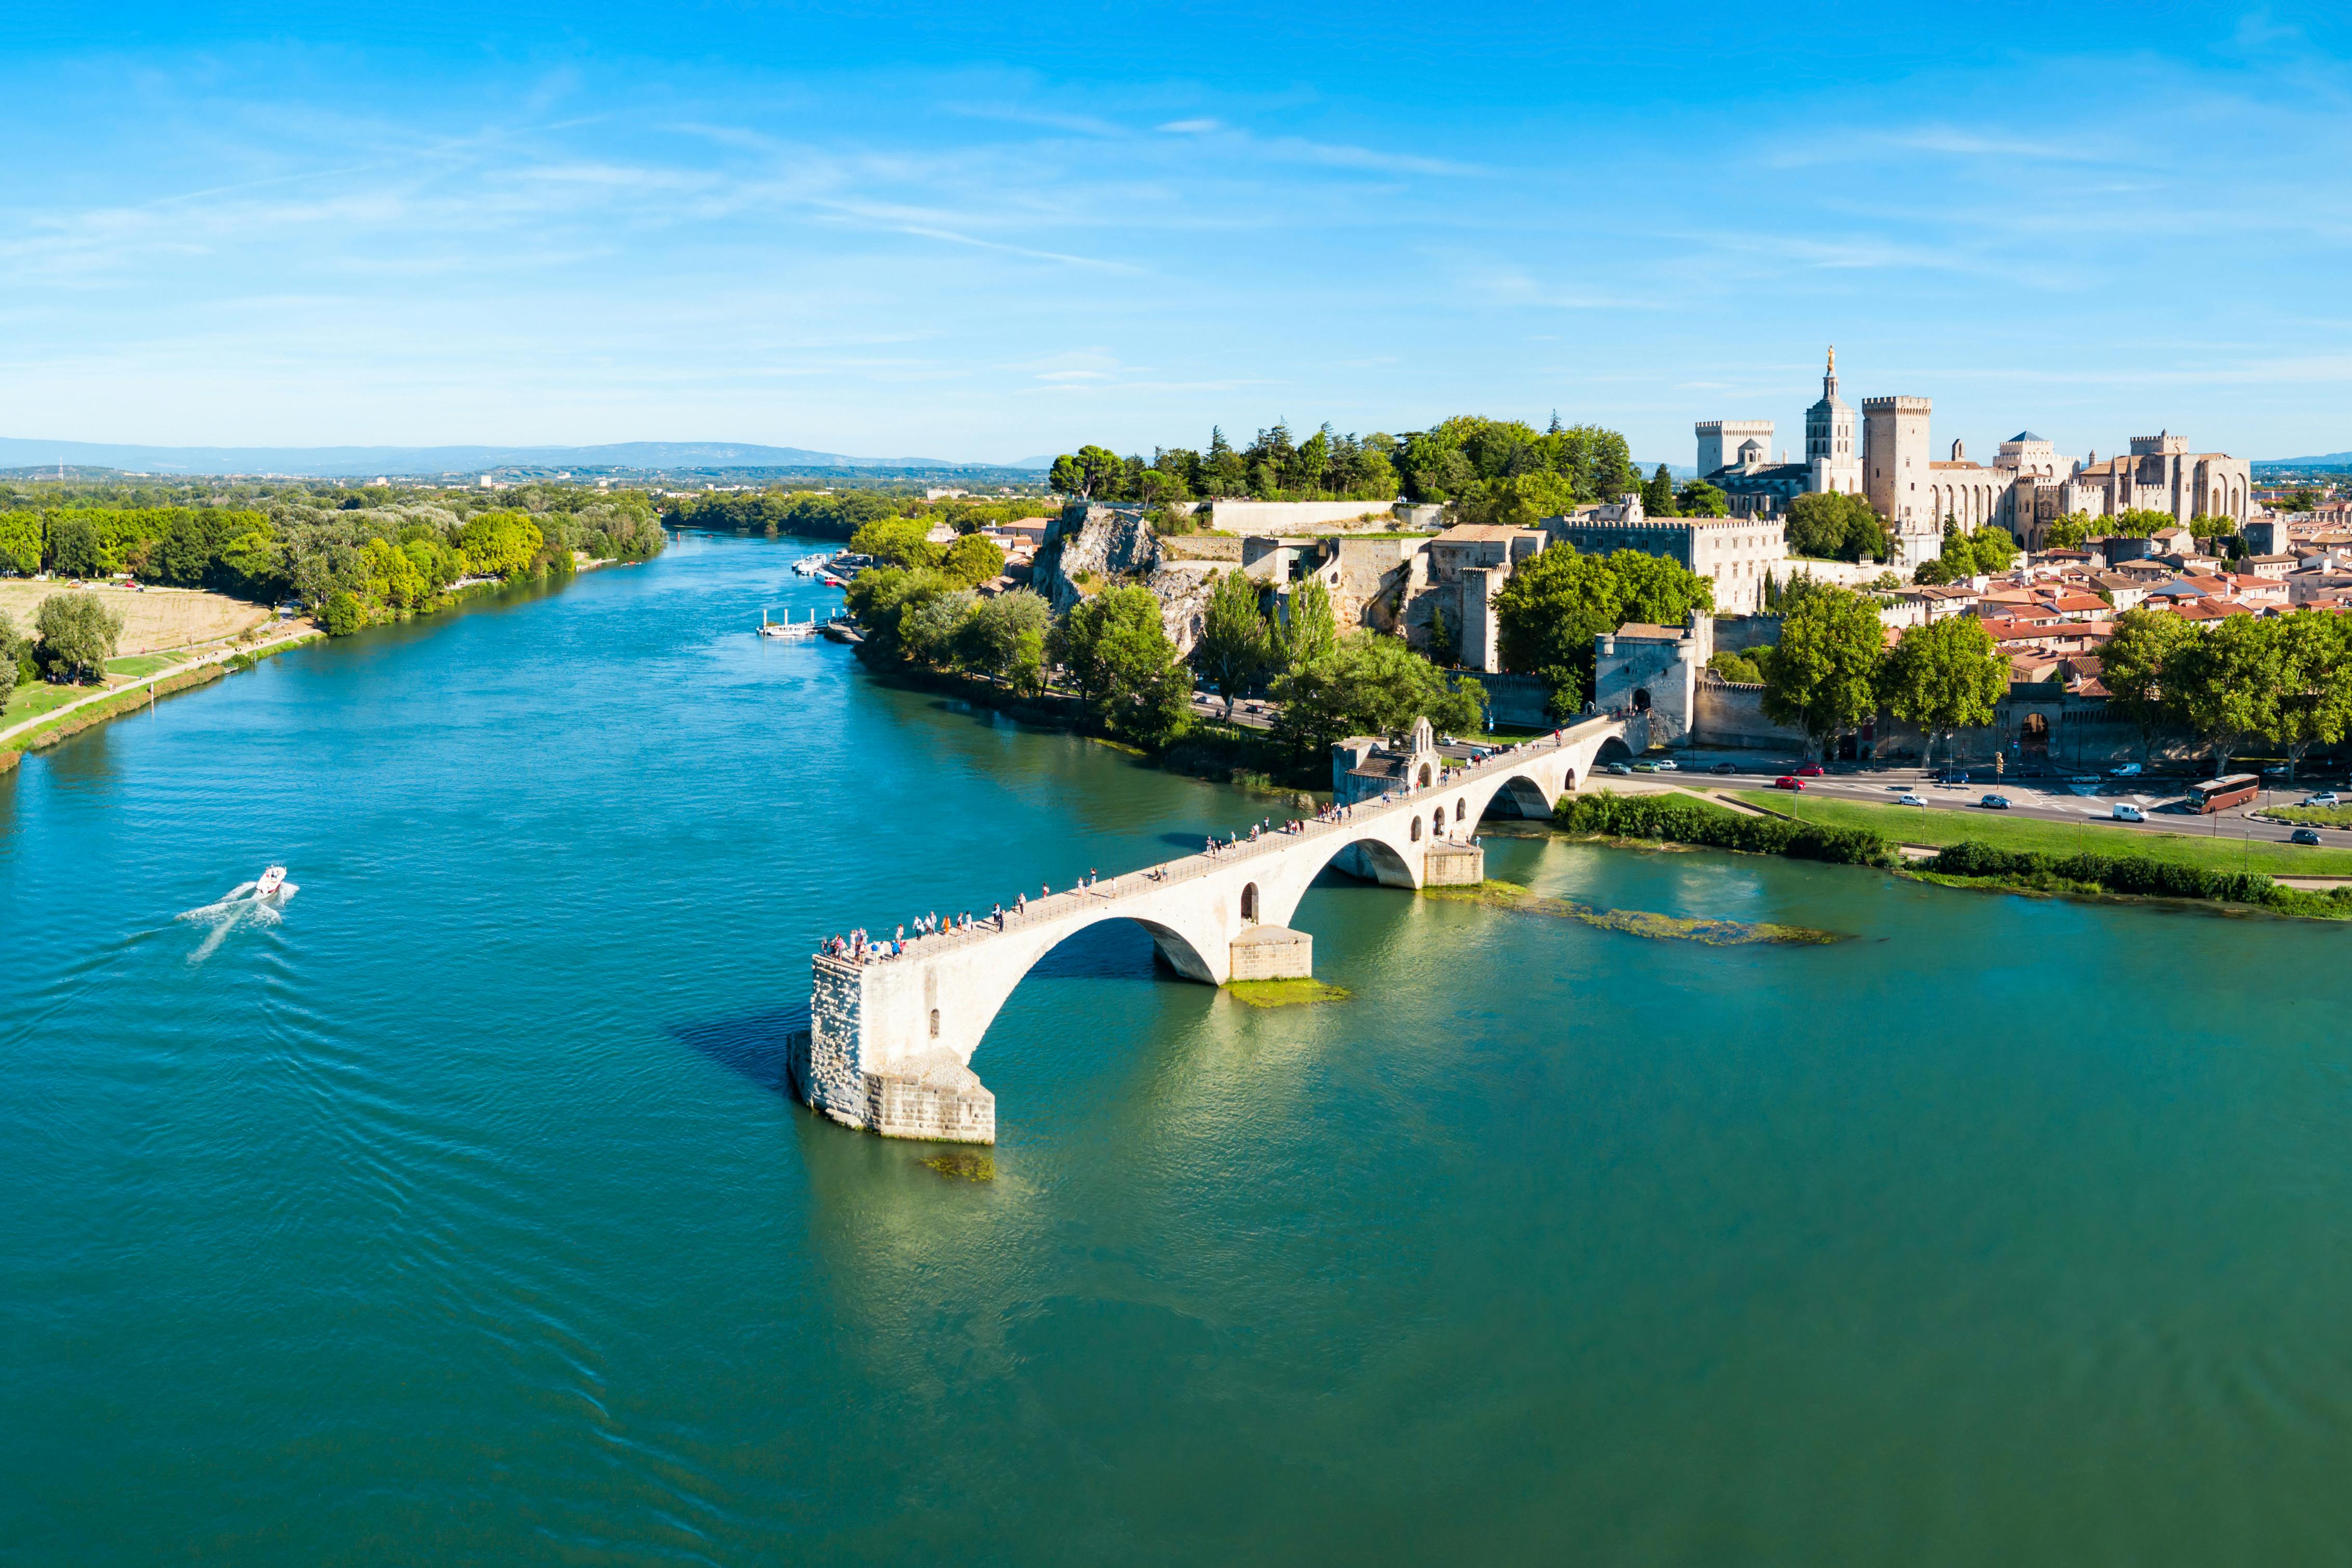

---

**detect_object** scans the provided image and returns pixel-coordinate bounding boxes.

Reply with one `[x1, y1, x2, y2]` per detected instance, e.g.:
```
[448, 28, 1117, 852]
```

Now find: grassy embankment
[4, 634, 320, 755]
[1730, 789, 2352, 878]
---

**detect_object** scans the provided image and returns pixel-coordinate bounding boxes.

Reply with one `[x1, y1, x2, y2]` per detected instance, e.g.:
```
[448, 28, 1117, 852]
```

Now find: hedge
[1926, 840, 2352, 917]
[1556, 792, 1899, 869]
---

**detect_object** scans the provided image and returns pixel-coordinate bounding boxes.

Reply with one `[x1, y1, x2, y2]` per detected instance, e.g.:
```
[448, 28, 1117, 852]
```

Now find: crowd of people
[815, 729, 1576, 965]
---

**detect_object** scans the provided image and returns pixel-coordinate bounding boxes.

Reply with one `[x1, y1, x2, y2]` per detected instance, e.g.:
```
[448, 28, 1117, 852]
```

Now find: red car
[1774, 776, 1806, 791]
[1795, 763, 1825, 777]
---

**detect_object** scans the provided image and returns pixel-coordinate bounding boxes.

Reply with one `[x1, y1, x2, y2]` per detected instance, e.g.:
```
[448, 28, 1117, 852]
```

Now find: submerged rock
[919, 1149, 996, 1181]
[1420, 880, 1846, 946]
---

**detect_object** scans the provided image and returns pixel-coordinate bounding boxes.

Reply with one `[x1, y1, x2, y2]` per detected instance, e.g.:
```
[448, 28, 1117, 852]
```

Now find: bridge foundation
[1423, 841, 1486, 886]
[1229, 924, 1313, 981]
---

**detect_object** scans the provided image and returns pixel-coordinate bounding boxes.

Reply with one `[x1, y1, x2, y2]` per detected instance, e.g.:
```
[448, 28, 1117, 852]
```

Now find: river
[6, 532, 2351, 1564]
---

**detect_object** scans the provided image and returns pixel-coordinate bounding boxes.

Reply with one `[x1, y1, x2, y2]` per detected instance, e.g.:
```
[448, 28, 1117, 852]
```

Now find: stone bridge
[790, 713, 1644, 1144]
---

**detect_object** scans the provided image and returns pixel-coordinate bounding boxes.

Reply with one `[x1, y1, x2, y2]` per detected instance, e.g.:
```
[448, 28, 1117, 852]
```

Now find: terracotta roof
[1612, 623, 1686, 640]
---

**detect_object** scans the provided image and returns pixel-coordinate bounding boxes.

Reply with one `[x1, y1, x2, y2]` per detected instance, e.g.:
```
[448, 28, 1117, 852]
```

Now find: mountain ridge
[0, 437, 1051, 477]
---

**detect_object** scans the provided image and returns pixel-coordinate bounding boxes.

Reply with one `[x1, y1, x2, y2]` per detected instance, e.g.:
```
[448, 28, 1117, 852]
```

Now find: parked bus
[2188, 774, 2259, 814]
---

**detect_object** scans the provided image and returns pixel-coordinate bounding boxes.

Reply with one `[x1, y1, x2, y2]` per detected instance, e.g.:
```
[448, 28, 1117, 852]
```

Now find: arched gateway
[790, 713, 1643, 1144]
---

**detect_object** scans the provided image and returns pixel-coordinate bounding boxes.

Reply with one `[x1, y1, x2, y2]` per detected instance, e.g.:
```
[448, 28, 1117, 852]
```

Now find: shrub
[1925, 841, 2275, 904]
[321, 590, 365, 637]
[1556, 792, 1898, 868]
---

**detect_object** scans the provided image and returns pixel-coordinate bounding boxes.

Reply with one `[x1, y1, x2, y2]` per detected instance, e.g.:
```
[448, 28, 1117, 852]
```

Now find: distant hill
[2257, 451, 2352, 468]
[0, 437, 1053, 478]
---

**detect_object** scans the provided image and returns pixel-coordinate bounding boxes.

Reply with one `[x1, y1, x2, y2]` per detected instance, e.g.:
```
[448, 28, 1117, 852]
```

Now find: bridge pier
[1230, 924, 1313, 981]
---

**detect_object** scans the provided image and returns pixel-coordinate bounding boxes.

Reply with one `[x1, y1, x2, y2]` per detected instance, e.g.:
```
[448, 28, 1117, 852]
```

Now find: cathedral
[1697, 350, 2252, 569]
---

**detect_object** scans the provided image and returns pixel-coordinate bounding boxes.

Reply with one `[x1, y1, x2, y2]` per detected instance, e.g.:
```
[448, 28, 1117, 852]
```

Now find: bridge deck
[814, 715, 1620, 970]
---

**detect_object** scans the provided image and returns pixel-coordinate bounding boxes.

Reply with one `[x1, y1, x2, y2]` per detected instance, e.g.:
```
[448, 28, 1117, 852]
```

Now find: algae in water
[1420, 880, 1845, 946]
[1226, 978, 1352, 1008]
[919, 1149, 996, 1181]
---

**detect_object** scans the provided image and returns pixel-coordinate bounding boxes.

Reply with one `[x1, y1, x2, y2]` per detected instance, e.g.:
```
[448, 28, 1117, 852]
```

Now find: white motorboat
[792, 554, 830, 576]
[255, 865, 287, 899]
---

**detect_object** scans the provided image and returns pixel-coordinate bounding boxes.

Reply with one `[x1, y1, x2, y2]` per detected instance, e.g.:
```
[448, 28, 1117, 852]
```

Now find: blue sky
[5, 1, 2351, 465]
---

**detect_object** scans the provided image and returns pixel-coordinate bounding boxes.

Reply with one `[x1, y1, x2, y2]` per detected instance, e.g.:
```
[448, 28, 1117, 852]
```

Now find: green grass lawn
[103, 649, 189, 680]
[2265, 803, 2352, 828]
[2, 679, 88, 731]
[1731, 789, 2352, 876]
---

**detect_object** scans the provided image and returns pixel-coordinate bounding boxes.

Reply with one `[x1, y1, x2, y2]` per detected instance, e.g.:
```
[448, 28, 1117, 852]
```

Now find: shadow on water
[667, 1001, 811, 1096]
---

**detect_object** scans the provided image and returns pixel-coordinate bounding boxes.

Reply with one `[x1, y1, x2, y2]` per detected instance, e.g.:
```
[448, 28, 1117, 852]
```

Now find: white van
[2112, 803, 2146, 822]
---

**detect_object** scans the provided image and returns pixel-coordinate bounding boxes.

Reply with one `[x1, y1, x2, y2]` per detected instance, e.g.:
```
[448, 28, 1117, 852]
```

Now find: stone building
[1804, 346, 1865, 496]
[2059, 434, 2250, 528]
[1591, 613, 1714, 746]
[1544, 495, 1787, 614]
[1695, 419, 1774, 480]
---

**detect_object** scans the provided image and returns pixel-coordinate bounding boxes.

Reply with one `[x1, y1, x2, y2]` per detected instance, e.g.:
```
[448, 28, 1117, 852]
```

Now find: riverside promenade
[791, 711, 1645, 1143]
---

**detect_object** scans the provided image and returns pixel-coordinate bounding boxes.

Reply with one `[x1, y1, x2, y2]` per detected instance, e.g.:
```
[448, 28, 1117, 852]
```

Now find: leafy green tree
[899, 588, 976, 666]
[1490, 545, 1714, 720]
[1759, 586, 1885, 757]
[1676, 479, 1730, 517]
[1272, 633, 1482, 762]
[1970, 526, 2019, 574]
[0, 608, 24, 700]
[939, 532, 1006, 589]
[1192, 569, 1273, 718]
[2264, 611, 2352, 781]
[47, 515, 102, 577]
[1275, 575, 1339, 674]
[1708, 647, 1767, 685]
[1878, 616, 2007, 769]
[2109, 508, 2176, 538]
[1048, 445, 1129, 500]
[1641, 464, 1679, 517]
[320, 590, 365, 637]
[2099, 607, 2193, 765]
[844, 565, 953, 657]
[1784, 492, 1891, 563]
[456, 512, 543, 578]
[1054, 585, 1193, 747]
[33, 591, 124, 679]
[2170, 613, 2279, 776]
[957, 589, 1052, 688]
[0, 514, 39, 576]
[2042, 512, 2094, 550]
[848, 516, 939, 569]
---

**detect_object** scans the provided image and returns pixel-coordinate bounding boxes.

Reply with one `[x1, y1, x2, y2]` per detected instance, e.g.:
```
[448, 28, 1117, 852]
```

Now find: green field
[2, 679, 87, 731]
[103, 649, 190, 680]
[2264, 803, 2352, 827]
[1731, 789, 2352, 876]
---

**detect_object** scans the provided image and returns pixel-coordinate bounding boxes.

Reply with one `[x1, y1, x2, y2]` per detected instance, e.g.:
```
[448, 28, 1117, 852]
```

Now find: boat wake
[178, 878, 299, 963]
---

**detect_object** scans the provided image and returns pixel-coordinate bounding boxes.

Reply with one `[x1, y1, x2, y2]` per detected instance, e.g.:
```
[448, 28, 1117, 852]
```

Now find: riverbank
[1558, 789, 2352, 921]
[3, 621, 322, 755]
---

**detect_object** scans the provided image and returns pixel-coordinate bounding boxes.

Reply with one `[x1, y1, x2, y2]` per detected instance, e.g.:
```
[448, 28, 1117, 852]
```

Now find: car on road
[1979, 793, 2011, 809]
[1651, 759, 1679, 772]
[2292, 828, 2323, 845]
[1630, 760, 1658, 773]
[2110, 763, 2143, 778]
[2113, 803, 2146, 822]
[1710, 762, 1738, 775]
[1604, 761, 1631, 775]
[2307, 791, 2341, 808]
[1774, 776, 1806, 791]
[1898, 792, 1927, 806]
[1936, 770, 1970, 786]
[1796, 763, 1825, 777]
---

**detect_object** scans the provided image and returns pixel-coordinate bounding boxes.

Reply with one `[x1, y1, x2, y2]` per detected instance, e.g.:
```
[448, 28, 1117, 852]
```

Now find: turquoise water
[7, 534, 2352, 1564]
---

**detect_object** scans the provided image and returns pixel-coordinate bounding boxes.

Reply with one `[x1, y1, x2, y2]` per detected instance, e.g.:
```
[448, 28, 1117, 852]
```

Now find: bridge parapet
[794, 713, 1637, 1143]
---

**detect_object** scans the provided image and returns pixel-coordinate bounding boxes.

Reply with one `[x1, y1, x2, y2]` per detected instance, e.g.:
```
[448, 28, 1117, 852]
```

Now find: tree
[0, 608, 24, 700]
[1489, 544, 1714, 720]
[1275, 575, 1339, 674]
[2169, 613, 2278, 776]
[1641, 464, 1679, 517]
[1048, 445, 1128, 500]
[33, 591, 124, 680]
[1784, 491, 1890, 563]
[939, 533, 1007, 589]
[1970, 526, 2019, 574]
[1192, 569, 1273, 718]
[898, 588, 975, 666]
[47, 515, 102, 577]
[456, 512, 543, 578]
[2264, 611, 2352, 781]
[1708, 647, 1767, 685]
[2042, 512, 2094, 551]
[320, 590, 364, 637]
[1676, 479, 1730, 517]
[1054, 585, 1193, 747]
[848, 516, 939, 569]
[1272, 633, 1482, 762]
[844, 565, 953, 657]
[1879, 616, 2006, 769]
[1759, 586, 1885, 757]
[2099, 606, 2193, 765]
[957, 589, 1052, 689]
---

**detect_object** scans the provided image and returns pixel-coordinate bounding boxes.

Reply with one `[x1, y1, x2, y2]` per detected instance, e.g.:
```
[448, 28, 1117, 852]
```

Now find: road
[1668, 762, 2352, 850]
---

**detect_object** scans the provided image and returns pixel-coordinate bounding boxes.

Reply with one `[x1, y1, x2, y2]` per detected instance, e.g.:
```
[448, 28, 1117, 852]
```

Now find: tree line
[1043, 414, 1649, 527]
[845, 560, 1487, 772]
[662, 489, 1057, 542]
[0, 489, 667, 636]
